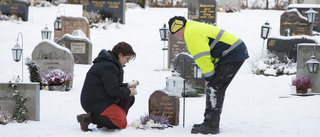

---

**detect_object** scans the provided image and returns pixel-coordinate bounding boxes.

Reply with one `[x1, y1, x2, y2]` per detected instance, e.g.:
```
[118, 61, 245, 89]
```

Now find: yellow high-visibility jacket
[184, 21, 249, 81]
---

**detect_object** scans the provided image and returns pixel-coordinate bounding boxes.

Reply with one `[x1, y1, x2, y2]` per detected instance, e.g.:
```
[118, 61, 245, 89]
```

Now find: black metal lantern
[306, 54, 320, 73]
[54, 16, 62, 30]
[41, 25, 52, 40]
[306, 8, 317, 24]
[159, 24, 169, 41]
[261, 21, 271, 40]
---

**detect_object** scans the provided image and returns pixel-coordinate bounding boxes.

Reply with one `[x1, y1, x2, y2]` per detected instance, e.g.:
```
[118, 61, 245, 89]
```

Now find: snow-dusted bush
[252, 52, 296, 76]
[0, 111, 13, 125]
[84, 11, 101, 25]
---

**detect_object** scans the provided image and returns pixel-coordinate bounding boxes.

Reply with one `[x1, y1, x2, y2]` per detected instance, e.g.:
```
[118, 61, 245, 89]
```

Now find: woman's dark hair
[112, 42, 136, 61]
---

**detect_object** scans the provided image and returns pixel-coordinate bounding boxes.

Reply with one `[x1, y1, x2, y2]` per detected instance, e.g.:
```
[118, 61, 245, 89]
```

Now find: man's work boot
[191, 124, 220, 135]
[77, 112, 92, 132]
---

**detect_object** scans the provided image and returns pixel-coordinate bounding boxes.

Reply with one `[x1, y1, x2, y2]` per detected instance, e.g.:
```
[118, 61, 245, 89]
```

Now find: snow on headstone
[31, 40, 74, 88]
[280, 9, 312, 36]
[57, 30, 93, 64]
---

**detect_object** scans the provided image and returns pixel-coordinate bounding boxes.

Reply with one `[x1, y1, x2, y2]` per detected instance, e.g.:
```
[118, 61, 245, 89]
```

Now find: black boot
[192, 87, 222, 134]
[77, 112, 92, 132]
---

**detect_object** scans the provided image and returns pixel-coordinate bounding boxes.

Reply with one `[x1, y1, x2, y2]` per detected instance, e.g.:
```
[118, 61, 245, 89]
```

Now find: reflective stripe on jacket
[184, 21, 248, 81]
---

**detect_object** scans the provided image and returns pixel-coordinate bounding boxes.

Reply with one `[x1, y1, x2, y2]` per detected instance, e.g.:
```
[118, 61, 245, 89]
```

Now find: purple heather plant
[140, 113, 170, 125]
[292, 74, 312, 91]
[40, 69, 73, 86]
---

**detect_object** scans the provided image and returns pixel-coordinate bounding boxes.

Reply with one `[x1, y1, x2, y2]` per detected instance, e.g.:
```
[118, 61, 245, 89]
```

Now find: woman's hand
[129, 88, 137, 96]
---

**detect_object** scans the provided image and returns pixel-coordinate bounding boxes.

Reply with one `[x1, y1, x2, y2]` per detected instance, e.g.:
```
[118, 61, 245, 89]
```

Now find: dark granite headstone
[288, 4, 320, 32]
[168, 34, 188, 69]
[0, 0, 29, 21]
[280, 9, 312, 36]
[148, 90, 179, 126]
[83, 0, 125, 24]
[187, 0, 216, 25]
[57, 30, 92, 64]
[267, 36, 316, 62]
[173, 53, 205, 94]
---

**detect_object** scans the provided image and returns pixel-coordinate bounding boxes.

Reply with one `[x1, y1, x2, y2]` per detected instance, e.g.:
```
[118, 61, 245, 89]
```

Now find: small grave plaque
[280, 9, 312, 36]
[83, 0, 126, 24]
[188, 0, 216, 25]
[148, 90, 179, 126]
[31, 40, 74, 88]
[57, 30, 93, 64]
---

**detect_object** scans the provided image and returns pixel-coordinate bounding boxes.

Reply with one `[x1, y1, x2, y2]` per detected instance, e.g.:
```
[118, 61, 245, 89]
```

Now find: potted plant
[40, 69, 73, 91]
[291, 74, 312, 94]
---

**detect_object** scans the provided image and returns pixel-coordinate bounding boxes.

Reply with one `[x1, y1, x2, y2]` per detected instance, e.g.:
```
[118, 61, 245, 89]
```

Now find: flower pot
[49, 85, 66, 91]
[296, 89, 307, 94]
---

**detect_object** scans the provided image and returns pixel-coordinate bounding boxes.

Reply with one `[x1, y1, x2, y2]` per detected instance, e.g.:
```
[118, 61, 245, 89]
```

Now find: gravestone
[148, 90, 179, 126]
[173, 53, 205, 94]
[53, 16, 90, 42]
[57, 30, 92, 64]
[31, 40, 74, 88]
[83, 0, 126, 24]
[0, 0, 29, 21]
[187, 0, 216, 25]
[168, 34, 188, 69]
[0, 83, 40, 121]
[280, 9, 312, 36]
[267, 36, 316, 62]
[296, 44, 320, 93]
[288, 4, 320, 32]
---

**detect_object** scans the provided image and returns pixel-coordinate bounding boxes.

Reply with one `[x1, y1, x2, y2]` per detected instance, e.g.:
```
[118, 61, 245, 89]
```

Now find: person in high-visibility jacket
[168, 16, 249, 135]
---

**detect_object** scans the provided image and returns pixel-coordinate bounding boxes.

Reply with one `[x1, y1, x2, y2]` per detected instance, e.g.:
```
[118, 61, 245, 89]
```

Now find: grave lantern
[54, 11, 62, 30]
[306, 50, 320, 73]
[159, 23, 169, 68]
[306, 8, 317, 24]
[193, 63, 202, 78]
[159, 24, 169, 41]
[166, 71, 184, 97]
[11, 32, 24, 82]
[261, 21, 271, 40]
[41, 25, 52, 40]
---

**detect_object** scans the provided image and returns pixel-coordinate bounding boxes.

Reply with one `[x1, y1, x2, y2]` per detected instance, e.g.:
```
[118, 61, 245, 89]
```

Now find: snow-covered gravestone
[57, 30, 92, 64]
[267, 36, 316, 62]
[148, 90, 179, 126]
[288, 4, 320, 32]
[173, 53, 205, 94]
[31, 40, 74, 88]
[54, 16, 90, 42]
[280, 9, 312, 36]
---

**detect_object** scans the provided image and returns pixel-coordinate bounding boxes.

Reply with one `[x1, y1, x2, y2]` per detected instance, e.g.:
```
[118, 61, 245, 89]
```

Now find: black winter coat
[80, 49, 130, 115]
